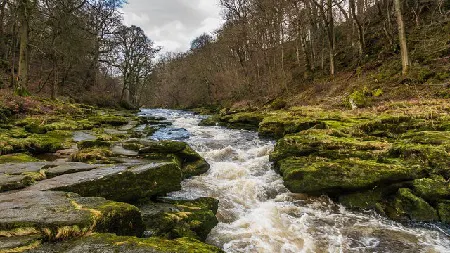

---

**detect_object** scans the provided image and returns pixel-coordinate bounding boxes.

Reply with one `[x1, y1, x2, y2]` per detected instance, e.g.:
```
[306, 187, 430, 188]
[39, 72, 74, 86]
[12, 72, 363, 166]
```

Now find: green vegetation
[216, 99, 450, 224]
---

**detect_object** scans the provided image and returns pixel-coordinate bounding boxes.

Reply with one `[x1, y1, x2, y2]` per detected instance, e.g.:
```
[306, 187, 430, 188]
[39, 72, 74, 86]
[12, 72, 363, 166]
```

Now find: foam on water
[141, 109, 450, 253]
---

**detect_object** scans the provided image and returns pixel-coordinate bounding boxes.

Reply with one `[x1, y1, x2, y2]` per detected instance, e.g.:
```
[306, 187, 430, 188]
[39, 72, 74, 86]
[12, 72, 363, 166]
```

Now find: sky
[122, 0, 224, 53]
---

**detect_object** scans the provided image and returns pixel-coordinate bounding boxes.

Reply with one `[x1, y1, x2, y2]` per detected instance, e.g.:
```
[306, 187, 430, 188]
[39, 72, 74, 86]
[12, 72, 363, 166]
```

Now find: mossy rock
[267, 98, 287, 110]
[277, 157, 426, 196]
[30, 162, 182, 203]
[92, 115, 129, 126]
[412, 177, 450, 202]
[438, 201, 450, 223]
[218, 112, 265, 131]
[70, 147, 114, 164]
[0, 170, 46, 192]
[138, 140, 187, 154]
[357, 116, 443, 137]
[140, 197, 219, 241]
[392, 188, 439, 222]
[270, 129, 390, 162]
[0, 190, 144, 246]
[28, 233, 224, 253]
[339, 189, 386, 211]
[143, 125, 158, 136]
[388, 142, 450, 178]
[77, 139, 112, 150]
[0, 130, 71, 155]
[182, 159, 210, 179]
[198, 116, 220, 126]
[0, 153, 39, 164]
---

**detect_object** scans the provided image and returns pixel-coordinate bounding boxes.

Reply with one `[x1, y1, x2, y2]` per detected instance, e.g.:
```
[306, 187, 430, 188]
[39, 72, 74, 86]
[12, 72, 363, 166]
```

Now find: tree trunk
[51, 62, 57, 99]
[350, 0, 365, 56]
[394, 0, 410, 75]
[17, 0, 30, 95]
[0, 0, 7, 59]
[327, 0, 335, 76]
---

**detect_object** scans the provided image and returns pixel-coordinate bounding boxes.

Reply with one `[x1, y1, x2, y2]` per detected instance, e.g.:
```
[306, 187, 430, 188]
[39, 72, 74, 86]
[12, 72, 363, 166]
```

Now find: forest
[0, 0, 449, 109]
[0, 0, 158, 108]
[148, 0, 450, 108]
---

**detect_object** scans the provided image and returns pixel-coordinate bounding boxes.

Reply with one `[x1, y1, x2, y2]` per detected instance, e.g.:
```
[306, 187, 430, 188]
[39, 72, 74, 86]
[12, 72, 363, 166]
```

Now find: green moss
[277, 157, 425, 195]
[77, 139, 112, 150]
[69, 147, 114, 164]
[393, 188, 439, 222]
[75, 198, 145, 237]
[339, 189, 385, 211]
[270, 129, 390, 162]
[182, 159, 210, 179]
[92, 115, 129, 126]
[0, 153, 39, 164]
[140, 198, 219, 241]
[218, 112, 265, 131]
[438, 201, 450, 223]
[198, 116, 220, 126]
[0, 130, 71, 155]
[122, 142, 144, 152]
[67, 233, 225, 252]
[412, 177, 450, 202]
[54, 162, 182, 203]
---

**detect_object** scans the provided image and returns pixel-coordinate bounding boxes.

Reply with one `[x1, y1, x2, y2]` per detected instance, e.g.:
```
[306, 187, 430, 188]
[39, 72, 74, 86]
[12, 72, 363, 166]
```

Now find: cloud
[122, 0, 224, 52]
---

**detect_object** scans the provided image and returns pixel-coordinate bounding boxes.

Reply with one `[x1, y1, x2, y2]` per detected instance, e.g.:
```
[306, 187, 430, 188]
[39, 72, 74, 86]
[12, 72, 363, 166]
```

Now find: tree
[394, 0, 410, 75]
[190, 33, 213, 50]
[113, 25, 158, 107]
[16, 0, 36, 95]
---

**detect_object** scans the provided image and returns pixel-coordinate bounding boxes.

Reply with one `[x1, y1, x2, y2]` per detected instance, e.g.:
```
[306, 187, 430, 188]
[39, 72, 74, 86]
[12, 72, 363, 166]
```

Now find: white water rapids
[140, 109, 450, 253]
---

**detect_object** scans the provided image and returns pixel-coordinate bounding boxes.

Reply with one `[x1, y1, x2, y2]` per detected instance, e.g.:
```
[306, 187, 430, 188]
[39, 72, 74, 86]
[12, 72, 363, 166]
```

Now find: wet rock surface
[0, 107, 218, 253]
[0, 190, 144, 239]
[140, 197, 219, 241]
[28, 162, 182, 203]
[28, 233, 224, 253]
[216, 101, 450, 225]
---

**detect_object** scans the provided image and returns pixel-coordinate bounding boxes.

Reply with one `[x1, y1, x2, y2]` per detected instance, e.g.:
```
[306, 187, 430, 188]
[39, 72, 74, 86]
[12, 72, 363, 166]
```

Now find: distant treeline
[145, 0, 450, 108]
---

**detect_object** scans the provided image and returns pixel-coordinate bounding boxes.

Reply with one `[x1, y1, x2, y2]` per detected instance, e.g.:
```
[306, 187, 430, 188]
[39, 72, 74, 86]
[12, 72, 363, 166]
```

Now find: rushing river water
[139, 109, 450, 253]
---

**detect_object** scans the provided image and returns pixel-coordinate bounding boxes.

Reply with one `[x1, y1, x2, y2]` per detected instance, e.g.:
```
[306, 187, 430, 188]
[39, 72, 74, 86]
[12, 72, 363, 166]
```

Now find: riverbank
[200, 98, 450, 227]
[0, 96, 223, 252]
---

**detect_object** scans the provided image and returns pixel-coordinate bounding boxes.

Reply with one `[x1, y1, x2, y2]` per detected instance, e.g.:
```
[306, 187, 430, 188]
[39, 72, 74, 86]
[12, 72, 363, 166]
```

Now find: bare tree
[394, 0, 410, 75]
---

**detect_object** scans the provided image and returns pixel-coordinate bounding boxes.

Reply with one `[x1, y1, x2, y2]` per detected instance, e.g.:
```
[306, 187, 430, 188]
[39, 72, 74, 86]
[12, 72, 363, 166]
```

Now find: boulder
[392, 188, 439, 222]
[0, 162, 47, 192]
[138, 140, 210, 179]
[270, 129, 390, 162]
[27, 233, 224, 253]
[277, 157, 427, 196]
[438, 201, 450, 223]
[139, 197, 219, 241]
[0, 191, 144, 245]
[412, 176, 450, 202]
[28, 162, 182, 203]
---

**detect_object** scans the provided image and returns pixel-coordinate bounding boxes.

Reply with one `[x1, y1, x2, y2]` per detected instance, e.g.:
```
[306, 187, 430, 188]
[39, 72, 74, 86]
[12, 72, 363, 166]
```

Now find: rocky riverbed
[0, 104, 223, 253]
[200, 99, 450, 227]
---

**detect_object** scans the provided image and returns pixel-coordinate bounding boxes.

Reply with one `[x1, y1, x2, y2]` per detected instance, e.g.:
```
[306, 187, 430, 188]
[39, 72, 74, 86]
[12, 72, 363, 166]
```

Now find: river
[140, 109, 450, 253]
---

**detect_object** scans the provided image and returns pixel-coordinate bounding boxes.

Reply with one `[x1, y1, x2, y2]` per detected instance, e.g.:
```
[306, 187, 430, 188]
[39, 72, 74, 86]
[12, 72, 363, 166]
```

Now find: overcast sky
[122, 0, 224, 53]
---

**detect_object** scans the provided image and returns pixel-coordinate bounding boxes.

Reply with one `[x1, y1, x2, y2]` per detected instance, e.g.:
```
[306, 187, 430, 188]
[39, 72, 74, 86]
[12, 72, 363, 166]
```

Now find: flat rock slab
[72, 131, 96, 142]
[111, 145, 139, 157]
[45, 162, 101, 178]
[28, 162, 182, 203]
[0, 235, 40, 251]
[0, 162, 105, 192]
[0, 190, 144, 243]
[0, 162, 48, 175]
[28, 233, 224, 253]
